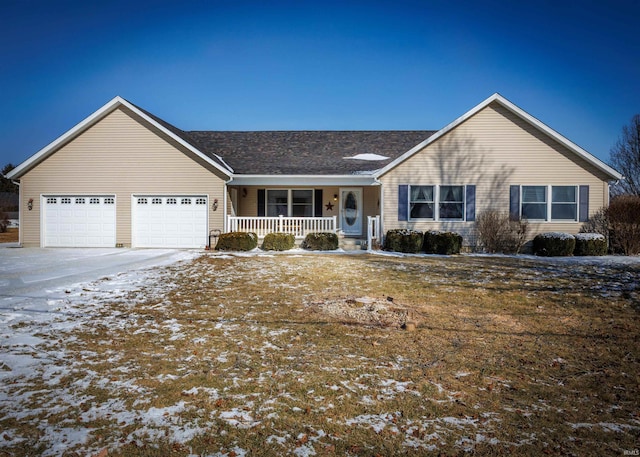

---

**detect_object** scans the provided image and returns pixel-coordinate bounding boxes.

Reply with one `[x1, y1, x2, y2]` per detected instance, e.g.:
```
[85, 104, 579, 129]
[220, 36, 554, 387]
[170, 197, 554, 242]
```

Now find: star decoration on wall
[325, 201, 334, 211]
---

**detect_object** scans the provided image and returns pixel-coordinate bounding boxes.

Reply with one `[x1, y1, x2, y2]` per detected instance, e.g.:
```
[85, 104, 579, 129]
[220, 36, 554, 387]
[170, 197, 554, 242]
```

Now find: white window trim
[265, 189, 315, 217]
[520, 185, 579, 222]
[408, 185, 435, 221]
[408, 184, 466, 222]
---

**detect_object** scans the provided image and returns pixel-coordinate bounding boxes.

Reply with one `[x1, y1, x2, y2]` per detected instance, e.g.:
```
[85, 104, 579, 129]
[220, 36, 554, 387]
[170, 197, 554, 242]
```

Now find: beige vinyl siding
[380, 102, 611, 243]
[19, 107, 226, 247]
[236, 187, 258, 217]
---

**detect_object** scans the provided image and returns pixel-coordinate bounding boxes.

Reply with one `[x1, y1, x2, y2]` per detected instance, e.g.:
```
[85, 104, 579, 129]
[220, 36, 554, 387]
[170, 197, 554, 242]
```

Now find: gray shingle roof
[186, 130, 436, 175]
[127, 100, 435, 175]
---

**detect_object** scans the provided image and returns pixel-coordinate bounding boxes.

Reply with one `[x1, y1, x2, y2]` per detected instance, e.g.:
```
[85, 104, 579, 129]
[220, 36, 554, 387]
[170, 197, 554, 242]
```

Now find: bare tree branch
[610, 114, 640, 196]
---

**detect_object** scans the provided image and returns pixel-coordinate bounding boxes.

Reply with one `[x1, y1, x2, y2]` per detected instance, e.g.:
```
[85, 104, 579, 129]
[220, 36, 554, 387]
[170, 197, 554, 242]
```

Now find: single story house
[6, 93, 622, 249]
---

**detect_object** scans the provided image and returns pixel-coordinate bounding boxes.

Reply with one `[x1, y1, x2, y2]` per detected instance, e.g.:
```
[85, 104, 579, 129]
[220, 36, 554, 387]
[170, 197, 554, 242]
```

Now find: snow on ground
[0, 247, 638, 455]
[0, 248, 203, 455]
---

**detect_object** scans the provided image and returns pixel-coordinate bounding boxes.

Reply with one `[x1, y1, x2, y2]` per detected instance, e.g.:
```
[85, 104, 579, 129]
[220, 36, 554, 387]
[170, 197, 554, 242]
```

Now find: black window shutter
[314, 189, 323, 217]
[398, 185, 408, 221]
[509, 185, 520, 220]
[579, 185, 589, 222]
[257, 189, 265, 217]
[465, 185, 476, 221]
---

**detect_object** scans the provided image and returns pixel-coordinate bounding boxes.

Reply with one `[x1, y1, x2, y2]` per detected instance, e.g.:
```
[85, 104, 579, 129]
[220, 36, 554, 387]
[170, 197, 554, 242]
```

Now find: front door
[340, 188, 362, 236]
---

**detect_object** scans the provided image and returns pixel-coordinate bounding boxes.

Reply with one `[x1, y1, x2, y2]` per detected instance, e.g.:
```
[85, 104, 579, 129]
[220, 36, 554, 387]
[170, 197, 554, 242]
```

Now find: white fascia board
[7, 96, 125, 179]
[228, 175, 379, 187]
[7, 96, 233, 180]
[374, 93, 622, 181]
[492, 95, 622, 180]
[373, 94, 500, 178]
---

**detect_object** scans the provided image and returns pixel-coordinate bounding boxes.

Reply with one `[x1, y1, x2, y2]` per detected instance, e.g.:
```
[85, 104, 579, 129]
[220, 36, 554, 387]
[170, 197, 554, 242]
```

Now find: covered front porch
[225, 182, 382, 248]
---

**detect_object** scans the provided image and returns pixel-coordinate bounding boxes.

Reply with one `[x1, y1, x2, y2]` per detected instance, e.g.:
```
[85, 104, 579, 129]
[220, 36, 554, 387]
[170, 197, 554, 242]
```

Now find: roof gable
[7, 97, 233, 180]
[7, 94, 621, 182]
[374, 93, 622, 181]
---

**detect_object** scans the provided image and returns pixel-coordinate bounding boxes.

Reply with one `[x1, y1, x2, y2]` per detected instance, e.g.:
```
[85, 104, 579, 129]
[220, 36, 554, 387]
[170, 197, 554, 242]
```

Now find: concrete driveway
[0, 246, 200, 310]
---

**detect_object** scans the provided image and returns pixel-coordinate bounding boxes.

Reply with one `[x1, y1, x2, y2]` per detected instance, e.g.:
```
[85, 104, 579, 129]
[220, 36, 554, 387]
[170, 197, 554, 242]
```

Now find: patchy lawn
[1, 253, 639, 456]
[0, 227, 18, 243]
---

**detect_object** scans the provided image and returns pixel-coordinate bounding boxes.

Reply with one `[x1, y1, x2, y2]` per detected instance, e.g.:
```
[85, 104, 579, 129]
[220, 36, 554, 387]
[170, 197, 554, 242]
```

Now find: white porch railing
[227, 215, 338, 239]
[367, 215, 381, 250]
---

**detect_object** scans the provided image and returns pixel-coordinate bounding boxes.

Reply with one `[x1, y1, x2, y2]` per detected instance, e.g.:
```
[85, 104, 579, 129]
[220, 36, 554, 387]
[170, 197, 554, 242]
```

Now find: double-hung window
[439, 185, 465, 220]
[551, 186, 577, 220]
[267, 190, 289, 216]
[519, 185, 578, 221]
[522, 186, 547, 220]
[409, 186, 434, 219]
[408, 185, 467, 221]
[266, 189, 313, 217]
[291, 190, 313, 216]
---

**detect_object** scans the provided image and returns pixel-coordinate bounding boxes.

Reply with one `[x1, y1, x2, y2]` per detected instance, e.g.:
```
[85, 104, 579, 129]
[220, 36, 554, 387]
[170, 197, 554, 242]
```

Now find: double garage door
[43, 195, 208, 248]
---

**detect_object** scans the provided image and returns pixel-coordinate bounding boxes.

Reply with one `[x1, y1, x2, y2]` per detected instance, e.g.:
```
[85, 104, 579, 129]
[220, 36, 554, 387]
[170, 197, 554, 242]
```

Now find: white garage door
[43, 196, 116, 247]
[132, 196, 208, 248]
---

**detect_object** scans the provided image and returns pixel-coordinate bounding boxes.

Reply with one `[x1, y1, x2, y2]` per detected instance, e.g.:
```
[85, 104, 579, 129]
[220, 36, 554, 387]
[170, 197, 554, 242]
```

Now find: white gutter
[228, 174, 379, 187]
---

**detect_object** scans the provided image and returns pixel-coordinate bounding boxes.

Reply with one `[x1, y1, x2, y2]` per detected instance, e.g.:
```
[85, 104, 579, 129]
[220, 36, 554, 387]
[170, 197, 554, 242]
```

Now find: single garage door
[132, 196, 208, 248]
[43, 195, 116, 247]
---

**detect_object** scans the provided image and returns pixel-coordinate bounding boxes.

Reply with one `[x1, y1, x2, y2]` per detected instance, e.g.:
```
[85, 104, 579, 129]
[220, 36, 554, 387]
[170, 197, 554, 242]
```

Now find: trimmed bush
[533, 232, 575, 257]
[574, 233, 607, 256]
[423, 230, 463, 255]
[215, 231, 258, 251]
[383, 229, 423, 254]
[262, 232, 295, 251]
[301, 232, 339, 251]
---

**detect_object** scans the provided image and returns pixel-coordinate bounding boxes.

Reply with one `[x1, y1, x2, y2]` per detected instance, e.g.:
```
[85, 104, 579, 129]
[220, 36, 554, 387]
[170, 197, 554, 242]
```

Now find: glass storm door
[340, 188, 362, 235]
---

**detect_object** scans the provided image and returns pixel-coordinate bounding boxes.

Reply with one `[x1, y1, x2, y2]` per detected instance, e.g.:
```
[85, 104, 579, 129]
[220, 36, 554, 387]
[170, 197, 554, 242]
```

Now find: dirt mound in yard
[309, 296, 418, 329]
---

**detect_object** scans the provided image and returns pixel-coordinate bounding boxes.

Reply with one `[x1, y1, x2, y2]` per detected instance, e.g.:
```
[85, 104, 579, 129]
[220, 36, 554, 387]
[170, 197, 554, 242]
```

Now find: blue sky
[1, 0, 639, 168]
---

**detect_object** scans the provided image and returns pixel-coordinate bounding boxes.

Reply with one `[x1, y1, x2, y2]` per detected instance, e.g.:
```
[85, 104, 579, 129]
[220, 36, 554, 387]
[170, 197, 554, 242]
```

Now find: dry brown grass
[1, 253, 639, 456]
[0, 227, 18, 243]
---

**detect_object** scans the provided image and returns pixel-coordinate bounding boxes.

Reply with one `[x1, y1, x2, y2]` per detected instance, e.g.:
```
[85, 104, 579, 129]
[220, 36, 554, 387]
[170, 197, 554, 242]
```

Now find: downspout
[608, 179, 622, 204]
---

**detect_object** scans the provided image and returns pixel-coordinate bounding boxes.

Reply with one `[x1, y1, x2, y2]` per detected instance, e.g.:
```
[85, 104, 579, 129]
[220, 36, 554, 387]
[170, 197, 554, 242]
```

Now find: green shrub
[573, 233, 607, 256]
[301, 232, 339, 251]
[383, 229, 423, 254]
[261, 232, 295, 251]
[533, 232, 575, 257]
[423, 230, 463, 255]
[215, 231, 258, 251]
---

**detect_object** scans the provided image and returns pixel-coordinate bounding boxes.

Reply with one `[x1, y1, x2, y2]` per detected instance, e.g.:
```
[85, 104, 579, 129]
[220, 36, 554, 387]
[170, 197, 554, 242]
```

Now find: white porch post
[222, 185, 227, 233]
